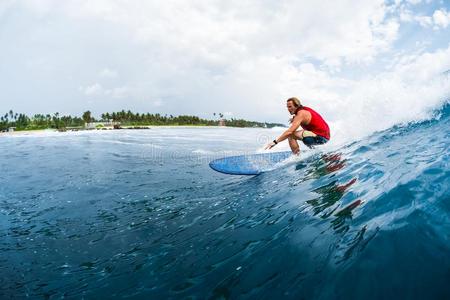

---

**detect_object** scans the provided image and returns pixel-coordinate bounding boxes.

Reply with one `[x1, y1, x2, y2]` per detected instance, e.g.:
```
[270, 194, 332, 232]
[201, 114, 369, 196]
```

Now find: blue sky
[0, 0, 449, 132]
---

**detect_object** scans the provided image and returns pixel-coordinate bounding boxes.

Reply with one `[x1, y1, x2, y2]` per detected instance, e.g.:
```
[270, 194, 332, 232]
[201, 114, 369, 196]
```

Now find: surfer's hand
[265, 142, 275, 150]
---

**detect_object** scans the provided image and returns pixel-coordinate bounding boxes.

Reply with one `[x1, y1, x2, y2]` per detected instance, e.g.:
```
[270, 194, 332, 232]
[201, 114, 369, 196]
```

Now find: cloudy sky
[1, 0, 449, 135]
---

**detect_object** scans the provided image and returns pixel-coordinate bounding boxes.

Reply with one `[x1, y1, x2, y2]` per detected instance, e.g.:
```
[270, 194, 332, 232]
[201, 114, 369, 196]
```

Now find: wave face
[0, 105, 449, 299]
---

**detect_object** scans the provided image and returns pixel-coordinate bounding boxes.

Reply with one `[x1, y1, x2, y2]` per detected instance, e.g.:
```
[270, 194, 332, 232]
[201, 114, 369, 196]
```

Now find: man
[265, 97, 330, 154]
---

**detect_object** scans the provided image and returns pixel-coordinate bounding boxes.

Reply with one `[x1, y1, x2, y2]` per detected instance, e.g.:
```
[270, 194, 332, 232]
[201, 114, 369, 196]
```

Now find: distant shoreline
[1, 110, 285, 133]
[0, 125, 284, 136]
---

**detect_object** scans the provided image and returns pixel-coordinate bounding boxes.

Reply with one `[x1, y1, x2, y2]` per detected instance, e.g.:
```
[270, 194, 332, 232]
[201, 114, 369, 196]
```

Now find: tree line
[0, 110, 84, 131]
[1, 109, 284, 131]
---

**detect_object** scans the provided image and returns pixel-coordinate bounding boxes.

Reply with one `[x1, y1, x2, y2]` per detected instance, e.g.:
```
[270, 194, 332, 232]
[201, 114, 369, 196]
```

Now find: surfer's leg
[292, 130, 309, 140]
[294, 130, 327, 148]
[288, 134, 300, 155]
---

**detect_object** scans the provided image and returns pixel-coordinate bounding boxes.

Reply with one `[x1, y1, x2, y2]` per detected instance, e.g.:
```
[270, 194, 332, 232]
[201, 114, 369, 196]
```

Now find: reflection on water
[293, 152, 371, 267]
[302, 152, 361, 225]
[332, 199, 363, 234]
[300, 153, 347, 179]
[307, 178, 357, 218]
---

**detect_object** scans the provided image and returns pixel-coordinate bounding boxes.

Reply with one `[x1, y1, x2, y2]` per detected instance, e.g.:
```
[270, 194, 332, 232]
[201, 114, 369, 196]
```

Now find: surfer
[265, 97, 330, 154]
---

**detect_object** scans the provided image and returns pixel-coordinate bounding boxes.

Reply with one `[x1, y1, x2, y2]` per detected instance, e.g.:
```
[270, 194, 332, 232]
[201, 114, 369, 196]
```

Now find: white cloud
[80, 83, 129, 98]
[50, 0, 401, 121]
[416, 15, 434, 27]
[99, 68, 118, 79]
[405, 0, 422, 4]
[403, 7, 450, 30]
[46, 0, 399, 67]
[80, 83, 104, 96]
[433, 9, 450, 29]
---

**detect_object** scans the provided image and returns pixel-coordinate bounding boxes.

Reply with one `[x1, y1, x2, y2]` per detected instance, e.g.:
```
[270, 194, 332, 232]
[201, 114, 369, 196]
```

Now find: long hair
[286, 97, 303, 108]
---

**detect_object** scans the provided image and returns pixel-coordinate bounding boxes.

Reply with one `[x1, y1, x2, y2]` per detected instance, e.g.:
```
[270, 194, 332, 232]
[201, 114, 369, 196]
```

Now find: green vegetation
[104, 110, 217, 126]
[0, 109, 285, 131]
[0, 110, 84, 131]
[100, 110, 284, 128]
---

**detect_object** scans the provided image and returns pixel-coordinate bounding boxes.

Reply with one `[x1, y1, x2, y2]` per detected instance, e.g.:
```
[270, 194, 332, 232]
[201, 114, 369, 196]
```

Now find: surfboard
[209, 151, 293, 175]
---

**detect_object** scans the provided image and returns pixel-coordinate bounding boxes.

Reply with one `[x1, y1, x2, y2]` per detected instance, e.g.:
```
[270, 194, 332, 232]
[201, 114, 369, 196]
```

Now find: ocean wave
[1, 102, 449, 299]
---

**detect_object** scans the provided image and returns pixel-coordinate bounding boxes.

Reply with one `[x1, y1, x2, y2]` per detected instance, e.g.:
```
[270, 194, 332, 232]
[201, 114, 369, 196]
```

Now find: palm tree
[52, 112, 60, 129]
[82, 111, 92, 124]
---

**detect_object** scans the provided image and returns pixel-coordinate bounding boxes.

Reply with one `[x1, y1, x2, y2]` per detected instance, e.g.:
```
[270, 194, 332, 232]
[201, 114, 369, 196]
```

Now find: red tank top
[298, 106, 330, 140]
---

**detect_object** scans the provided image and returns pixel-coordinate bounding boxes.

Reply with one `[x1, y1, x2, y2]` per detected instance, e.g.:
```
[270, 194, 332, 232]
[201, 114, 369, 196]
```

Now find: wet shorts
[301, 130, 329, 148]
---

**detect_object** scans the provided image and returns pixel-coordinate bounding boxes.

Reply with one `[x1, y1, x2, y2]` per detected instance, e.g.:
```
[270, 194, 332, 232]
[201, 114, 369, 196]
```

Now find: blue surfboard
[209, 151, 293, 175]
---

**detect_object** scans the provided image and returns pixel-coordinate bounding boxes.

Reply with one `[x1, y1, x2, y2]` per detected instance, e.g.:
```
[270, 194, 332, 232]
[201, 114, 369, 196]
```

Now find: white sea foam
[192, 149, 214, 155]
[327, 74, 449, 146]
[269, 126, 288, 131]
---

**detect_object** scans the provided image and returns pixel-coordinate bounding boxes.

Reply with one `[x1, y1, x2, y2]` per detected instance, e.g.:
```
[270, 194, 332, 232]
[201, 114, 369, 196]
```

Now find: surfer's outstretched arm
[265, 114, 304, 152]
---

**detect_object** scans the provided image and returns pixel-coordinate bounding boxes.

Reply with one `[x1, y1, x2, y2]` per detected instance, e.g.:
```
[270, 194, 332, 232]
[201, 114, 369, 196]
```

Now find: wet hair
[286, 97, 302, 108]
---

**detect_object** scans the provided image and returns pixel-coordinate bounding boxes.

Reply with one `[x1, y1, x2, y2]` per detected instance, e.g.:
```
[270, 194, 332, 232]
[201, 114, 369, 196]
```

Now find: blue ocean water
[0, 104, 449, 299]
